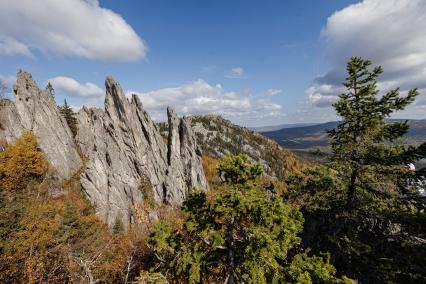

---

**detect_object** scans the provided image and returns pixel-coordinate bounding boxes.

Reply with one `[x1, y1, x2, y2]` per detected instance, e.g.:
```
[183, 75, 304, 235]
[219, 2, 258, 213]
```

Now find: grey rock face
[0, 71, 208, 228]
[0, 71, 82, 179]
[76, 77, 208, 227]
[165, 107, 208, 204]
[0, 100, 23, 148]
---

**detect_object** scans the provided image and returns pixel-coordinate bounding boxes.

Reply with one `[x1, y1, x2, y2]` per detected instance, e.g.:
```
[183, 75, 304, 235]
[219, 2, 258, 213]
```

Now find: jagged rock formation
[165, 107, 208, 202]
[0, 71, 82, 179]
[75, 77, 208, 227]
[0, 100, 23, 149]
[0, 71, 208, 228]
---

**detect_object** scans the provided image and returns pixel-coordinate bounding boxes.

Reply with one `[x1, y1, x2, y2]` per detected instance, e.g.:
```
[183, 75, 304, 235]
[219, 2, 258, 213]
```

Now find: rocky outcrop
[0, 71, 208, 228]
[165, 108, 208, 203]
[75, 77, 208, 227]
[0, 100, 23, 149]
[189, 115, 302, 180]
[0, 71, 82, 179]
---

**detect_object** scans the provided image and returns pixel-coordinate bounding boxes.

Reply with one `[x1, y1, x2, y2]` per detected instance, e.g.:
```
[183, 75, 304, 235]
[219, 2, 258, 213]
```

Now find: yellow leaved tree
[0, 132, 48, 191]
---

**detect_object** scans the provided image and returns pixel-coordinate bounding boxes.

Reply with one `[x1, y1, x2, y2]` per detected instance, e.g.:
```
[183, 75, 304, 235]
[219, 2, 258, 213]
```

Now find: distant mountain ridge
[261, 119, 426, 150]
[249, 123, 318, 132]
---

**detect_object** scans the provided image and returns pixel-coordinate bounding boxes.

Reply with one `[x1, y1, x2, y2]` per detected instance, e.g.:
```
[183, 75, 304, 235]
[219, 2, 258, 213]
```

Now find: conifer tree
[46, 82, 55, 98]
[59, 99, 78, 138]
[148, 155, 351, 283]
[329, 56, 420, 209]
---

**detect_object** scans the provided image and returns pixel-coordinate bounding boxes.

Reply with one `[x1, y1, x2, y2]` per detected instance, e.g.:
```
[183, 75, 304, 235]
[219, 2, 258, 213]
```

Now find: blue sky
[0, 0, 425, 126]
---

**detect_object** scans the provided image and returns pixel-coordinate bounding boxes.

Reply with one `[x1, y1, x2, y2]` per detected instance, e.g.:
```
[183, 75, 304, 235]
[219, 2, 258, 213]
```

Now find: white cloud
[0, 74, 17, 99]
[255, 99, 282, 111]
[227, 67, 244, 78]
[0, 74, 17, 88]
[0, 36, 32, 57]
[266, 89, 282, 97]
[0, 0, 146, 62]
[48, 76, 104, 98]
[128, 79, 285, 126]
[306, 0, 426, 118]
[305, 84, 342, 108]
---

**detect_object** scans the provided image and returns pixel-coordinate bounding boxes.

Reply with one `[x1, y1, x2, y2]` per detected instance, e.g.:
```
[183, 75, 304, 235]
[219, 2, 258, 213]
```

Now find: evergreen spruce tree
[59, 99, 78, 138]
[285, 57, 426, 282]
[46, 82, 55, 98]
[148, 155, 352, 283]
[328, 56, 420, 209]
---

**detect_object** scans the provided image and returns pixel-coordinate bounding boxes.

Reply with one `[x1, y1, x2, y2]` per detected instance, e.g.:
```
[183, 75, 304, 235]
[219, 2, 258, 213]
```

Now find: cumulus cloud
[227, 67, 244, 78]
[0, 0, 146, 62]
[305, 84, 342, 108]
[128, 79, 285, 126]
[48, 76, 104, 98]
[307, 0, 426, 117]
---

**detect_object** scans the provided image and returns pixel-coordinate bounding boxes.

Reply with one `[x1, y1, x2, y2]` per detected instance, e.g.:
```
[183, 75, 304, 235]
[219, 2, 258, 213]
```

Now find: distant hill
[261, 121, 337, 149]
[261, 119, 426, 166]
[188, 115, 304, 180]
[249, 123, 318, 132]
[261, 119, 426, 150]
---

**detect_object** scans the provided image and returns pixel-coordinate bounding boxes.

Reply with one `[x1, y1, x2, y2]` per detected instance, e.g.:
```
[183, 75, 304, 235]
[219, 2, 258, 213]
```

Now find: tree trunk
[226, 216, 235, 284]
[347, 169, 357, 209]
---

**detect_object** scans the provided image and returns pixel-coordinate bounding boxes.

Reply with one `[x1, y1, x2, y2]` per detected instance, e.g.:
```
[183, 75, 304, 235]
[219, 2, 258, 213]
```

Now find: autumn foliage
[201, 155, 220, 185]
[0, 132, 48, 191]
[0, 133, 150, 283]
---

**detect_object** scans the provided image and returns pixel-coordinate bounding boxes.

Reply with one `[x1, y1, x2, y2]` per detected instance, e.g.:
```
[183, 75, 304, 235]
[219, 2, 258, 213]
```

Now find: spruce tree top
[330, 56, 418, 163]
[329, 56, 419, 208]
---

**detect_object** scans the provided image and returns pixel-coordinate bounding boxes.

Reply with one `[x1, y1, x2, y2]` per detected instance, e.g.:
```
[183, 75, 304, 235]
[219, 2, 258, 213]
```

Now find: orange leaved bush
[0, 132, 48, 191]
[201, 155, 221, 185]
[0, 134, 151, 283]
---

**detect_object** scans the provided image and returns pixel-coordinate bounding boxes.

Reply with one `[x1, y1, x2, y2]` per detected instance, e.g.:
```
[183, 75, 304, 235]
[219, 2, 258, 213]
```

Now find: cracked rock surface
[75, 76, 208, 227]
[0, 71, 82, 179]
[0, 71, 208, 228]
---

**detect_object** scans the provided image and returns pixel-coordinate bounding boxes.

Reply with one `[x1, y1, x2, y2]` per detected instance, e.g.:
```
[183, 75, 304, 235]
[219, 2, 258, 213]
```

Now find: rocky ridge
[0, 71, 208, 227]
[160, 115, 303, 180]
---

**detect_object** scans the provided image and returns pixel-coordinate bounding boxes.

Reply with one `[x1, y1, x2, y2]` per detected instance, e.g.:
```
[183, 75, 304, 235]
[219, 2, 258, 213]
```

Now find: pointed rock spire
[75, 77, 207, 228]
[0, 70, 82, 179]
